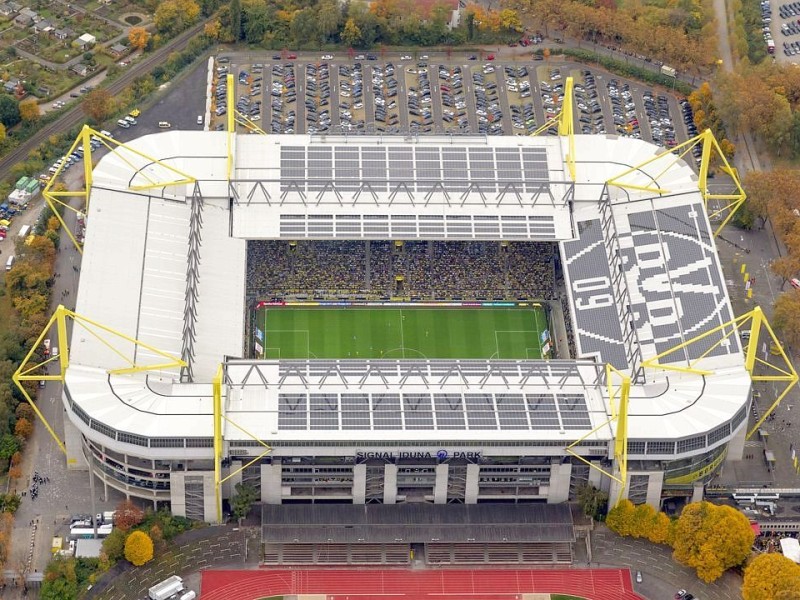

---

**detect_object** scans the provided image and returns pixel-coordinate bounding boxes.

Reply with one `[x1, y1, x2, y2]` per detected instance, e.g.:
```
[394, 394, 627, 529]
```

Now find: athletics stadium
[18, 73, 790, 567]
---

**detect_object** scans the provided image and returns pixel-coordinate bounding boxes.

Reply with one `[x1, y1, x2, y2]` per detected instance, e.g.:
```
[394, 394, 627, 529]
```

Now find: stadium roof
[65, 131, 751, 452]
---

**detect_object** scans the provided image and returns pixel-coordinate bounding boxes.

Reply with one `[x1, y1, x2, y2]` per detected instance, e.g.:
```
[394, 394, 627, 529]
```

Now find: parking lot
[764, 0, 800, 61]
[207, 54, 696, 157]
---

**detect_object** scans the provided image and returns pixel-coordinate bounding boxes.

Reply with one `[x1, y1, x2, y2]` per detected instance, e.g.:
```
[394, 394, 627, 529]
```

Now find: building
[55, 125, 755, 534]
[74, 32, 96, 49]
[70, 63, 90, 77]
[108, 42, 127, 58]
[33, 18, 52, 34]
[54, 27, 73, 41]
[0, 4, 18, 18]
[12, 7, 33, 27]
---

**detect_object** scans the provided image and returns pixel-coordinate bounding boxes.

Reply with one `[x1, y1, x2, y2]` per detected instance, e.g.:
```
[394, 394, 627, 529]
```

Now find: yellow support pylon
[605, 129, 746, 238]
[212, 362, 272, 523]
[42, 125, 198, 255]
[227, 73, 235, 180]
[531, 76, 576, 181]
[566, 363, 629, 505]
[12, 305, 186, 455]
[641, 306, 798, 439]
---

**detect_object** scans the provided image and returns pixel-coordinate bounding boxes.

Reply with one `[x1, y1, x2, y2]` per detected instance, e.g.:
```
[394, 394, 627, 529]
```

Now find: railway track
[0, 20, 209, 178]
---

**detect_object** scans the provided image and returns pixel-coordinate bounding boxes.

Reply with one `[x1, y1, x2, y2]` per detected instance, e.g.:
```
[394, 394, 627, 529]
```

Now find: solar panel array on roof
[276, 391, 591, 431]
[279, 145, 550, 193]
[278, 213, 557, 240]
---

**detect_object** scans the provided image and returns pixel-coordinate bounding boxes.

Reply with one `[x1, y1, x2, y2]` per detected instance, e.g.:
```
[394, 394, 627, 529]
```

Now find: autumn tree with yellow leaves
[607, 501, 752, 583]
[128, 27, 151, 51]
[671, 502, 754, 582]
[124, 530, 154, 566]
[742, 553, 800, 600]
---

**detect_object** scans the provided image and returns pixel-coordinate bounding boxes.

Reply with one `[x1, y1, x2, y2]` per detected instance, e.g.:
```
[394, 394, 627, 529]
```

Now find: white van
[18, 225, 31, 238]
[5, 255, 14, 271]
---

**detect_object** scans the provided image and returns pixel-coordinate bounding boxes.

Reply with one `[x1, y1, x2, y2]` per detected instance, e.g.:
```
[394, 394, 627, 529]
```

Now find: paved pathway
[589, 526, 742, 600]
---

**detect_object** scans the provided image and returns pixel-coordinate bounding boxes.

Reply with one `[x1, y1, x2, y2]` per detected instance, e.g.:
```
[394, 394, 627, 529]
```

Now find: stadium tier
[63, 131, 750, 528]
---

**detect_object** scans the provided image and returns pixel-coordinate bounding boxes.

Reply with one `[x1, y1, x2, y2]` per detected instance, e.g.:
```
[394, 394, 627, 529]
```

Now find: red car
[487, 54, 495, 60]
[286, 53, 297, 59]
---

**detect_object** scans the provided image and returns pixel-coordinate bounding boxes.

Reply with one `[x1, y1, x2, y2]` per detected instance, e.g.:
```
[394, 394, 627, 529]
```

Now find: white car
[321, 54, 334, 60]
[400, 55, 412, 60]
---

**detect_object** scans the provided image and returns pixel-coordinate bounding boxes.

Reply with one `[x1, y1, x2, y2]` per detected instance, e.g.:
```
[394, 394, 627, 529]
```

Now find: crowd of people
[246, 240, 558, 301]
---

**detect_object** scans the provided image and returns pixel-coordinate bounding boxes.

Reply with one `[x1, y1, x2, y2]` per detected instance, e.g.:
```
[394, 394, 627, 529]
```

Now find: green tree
[242, 0, 270, 44]
[672, 501, 754, 582]
[0, 434, 19, 460]
[230, 0, 242, 41]
[0, 95, 20, 128]
[317, 0, 341, 43]
[742, 553, 800, 600]
[576, 483, 608, 520]
[231, 482, 259, 521]
[124, 530, 154, 566]
[101, 527, 126, 562]
[291, 8, 319, 47]
[40, 557, 78, 600]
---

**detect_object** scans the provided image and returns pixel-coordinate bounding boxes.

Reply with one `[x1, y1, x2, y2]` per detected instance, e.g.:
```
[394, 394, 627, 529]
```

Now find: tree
[317, 0, 341, 43]
[771, 255, 800, 289]
[0, 434, 19, 460]
[231, 482, 259, 521]
[15, 403, 34, 421]
[342, 17, 362, 47]
[114, 499, 144, 531]
[204, 19, 222, 40]
[13, 417, 32, 439]
[128, 27, 150, 50]
[773, 289, 800, 350]
[40, 557, 78, 600]
[101, 528, 126, 563]
[154, 0, 200, 35]
[575, 483, 608, 520]
[672, 501, 754, 582]
[19, 99, 39, 123]
[230, 0, 242, 41]
[0, 122, 6, 143]
[149, 524, 167, 555]
[605, 499, 636, 536]
[82, 89, 114, 123]
[742, 553, 800, 600]
[0, 95, 20, 128]
[124, 530, 154, 566]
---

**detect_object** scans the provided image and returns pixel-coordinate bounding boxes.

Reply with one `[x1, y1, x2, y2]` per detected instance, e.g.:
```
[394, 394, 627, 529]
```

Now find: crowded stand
[246, 240, 558, 301]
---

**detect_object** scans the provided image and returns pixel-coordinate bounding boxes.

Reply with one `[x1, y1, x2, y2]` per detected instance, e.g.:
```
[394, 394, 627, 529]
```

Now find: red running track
[201, 567, 643, 600]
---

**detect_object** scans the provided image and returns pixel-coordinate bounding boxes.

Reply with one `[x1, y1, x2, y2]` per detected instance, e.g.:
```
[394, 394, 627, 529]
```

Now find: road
[0, 19, 209, 181]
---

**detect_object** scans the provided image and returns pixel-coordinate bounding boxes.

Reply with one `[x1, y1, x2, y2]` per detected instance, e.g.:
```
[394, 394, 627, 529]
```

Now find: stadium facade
[61, 129, 751, 525]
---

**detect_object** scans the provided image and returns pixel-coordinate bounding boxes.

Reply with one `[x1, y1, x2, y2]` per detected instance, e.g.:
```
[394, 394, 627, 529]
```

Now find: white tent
[780, 537, 800, 563]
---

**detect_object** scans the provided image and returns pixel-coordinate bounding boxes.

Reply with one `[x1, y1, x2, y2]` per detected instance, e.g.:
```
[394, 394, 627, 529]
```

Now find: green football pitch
[256, 307, 549, 360]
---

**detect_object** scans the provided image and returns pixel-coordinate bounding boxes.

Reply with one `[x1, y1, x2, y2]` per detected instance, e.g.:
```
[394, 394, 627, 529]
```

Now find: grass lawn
[256, 307, 549, 360]
[551, 595, 589, 600]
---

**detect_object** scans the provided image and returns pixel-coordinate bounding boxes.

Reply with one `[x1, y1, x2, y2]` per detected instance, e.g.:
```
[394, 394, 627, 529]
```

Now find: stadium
[24, 77, 773, 564]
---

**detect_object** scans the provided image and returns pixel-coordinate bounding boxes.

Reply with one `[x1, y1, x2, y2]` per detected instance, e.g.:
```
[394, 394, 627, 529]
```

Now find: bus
[69, 523, 113, 539]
